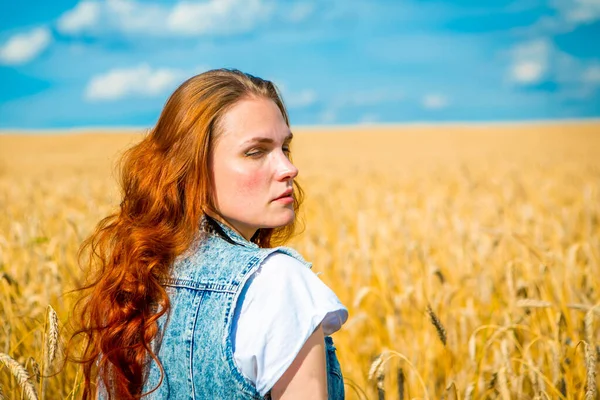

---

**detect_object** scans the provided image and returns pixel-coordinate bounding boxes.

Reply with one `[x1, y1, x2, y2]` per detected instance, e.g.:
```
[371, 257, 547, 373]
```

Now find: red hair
[67, 69, 304, 399]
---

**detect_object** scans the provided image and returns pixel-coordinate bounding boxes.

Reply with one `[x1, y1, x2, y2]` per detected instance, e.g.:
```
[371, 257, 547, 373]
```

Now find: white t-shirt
[231, 252, 348, 396]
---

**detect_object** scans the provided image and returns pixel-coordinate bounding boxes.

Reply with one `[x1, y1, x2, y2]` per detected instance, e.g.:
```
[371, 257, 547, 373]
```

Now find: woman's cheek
[233, 166, 263, 198]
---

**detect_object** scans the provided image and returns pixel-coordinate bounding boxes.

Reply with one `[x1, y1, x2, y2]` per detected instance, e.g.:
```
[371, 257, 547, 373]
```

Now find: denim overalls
[141, 217, 345, 399]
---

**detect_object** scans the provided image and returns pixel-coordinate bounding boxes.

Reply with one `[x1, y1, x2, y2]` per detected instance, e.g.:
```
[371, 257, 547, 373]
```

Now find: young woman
[69, 69, 348, 399]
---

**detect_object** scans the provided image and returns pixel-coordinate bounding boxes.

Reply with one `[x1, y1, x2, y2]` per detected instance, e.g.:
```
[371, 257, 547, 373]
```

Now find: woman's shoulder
[238, 250, 348, 334]
[169, 236, 270, 283]
[260, 245, 312, 270]
[257, 250, 311, 278]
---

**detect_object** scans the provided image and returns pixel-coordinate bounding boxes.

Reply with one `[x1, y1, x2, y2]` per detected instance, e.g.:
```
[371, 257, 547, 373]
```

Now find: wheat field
[1, 123, 599, 399]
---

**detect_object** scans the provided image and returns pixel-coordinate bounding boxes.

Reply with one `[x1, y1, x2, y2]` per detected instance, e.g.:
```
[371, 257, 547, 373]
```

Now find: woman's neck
[203, 210, 256, 242]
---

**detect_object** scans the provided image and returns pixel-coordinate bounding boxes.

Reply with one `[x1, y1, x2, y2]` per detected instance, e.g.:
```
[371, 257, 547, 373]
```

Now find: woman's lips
[273, 195, 293, 204]
[273, 189, 293, 201]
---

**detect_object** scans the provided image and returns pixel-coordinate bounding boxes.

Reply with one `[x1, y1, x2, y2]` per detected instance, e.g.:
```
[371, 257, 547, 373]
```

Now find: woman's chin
[267, 210, 295, 228]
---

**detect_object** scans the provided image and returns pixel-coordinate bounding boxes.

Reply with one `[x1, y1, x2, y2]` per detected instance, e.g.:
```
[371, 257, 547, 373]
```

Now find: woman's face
[210, 96, 298, 241]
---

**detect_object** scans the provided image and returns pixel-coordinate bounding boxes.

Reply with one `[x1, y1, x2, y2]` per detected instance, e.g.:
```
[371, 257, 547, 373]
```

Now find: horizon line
[1, 117, 599, 135]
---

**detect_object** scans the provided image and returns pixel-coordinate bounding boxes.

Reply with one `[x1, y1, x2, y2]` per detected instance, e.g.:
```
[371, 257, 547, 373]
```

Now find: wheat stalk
[0, 353, 38, 400]
[585, 309, 597, 400]
[516, 299, 552, 308]
[567, 303, 600, 314]
[497, 367, 511, 400]
[46, 305, 59, 367]
[426, 304, 447, 346]
[397, 368, 405, 400]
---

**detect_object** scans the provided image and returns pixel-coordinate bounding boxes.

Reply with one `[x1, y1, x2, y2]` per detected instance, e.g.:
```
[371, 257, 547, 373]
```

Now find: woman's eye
[246, 146, 290, 158]
[246, 149, 264, 157]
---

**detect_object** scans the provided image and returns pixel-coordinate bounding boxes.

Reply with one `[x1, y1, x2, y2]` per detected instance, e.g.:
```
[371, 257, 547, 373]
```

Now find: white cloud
[561, 0, 600, 24]
[505, 38, 600, 99]
[422, 94, 448, 109]
[0, 27, 52, 65]
[57, 0, 273, 37]
[508, 39, 550, 84]
[521, 0, 600, 35]
[111, 0, 176, 35]
[58, 0, 166, 35]
[57, 1, 101, 34]
[85, 64, 185, 101]
[167, 0, 273, 35]
[512, 61, 545, 83]
[284, 89, 317, 108]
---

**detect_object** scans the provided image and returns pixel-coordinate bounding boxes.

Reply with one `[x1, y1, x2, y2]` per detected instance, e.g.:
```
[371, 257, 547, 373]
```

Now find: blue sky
[0, 0, 599, 129]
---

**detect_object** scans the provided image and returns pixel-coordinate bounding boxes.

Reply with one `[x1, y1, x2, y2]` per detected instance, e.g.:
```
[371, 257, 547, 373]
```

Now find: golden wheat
[26, 357, 40, 384]
[585, 308, 597, 400]
[45, 305, 59, 368]
[1, 124, 599, 398]
[0, 353, 38, 400]
[425, 304, 447, 346]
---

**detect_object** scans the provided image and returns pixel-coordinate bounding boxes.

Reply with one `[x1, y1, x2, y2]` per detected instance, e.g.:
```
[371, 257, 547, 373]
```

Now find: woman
[69, 69, 348, 399]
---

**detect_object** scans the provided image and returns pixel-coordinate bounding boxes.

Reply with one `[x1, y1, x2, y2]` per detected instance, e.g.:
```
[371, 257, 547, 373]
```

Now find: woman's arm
[270, 324, 328, 400]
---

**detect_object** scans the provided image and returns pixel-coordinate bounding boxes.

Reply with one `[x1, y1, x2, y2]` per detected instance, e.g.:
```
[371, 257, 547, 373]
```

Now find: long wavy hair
[67, 69, 304, 399]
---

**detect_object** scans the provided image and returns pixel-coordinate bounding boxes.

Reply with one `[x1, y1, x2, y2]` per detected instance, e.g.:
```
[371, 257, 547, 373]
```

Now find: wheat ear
[0, 352, 38, 400]
[46, 305, 59, 367]
[368, 351, 388, 381]
[27, 357, 40, 384]
[426, 304, 447, 346]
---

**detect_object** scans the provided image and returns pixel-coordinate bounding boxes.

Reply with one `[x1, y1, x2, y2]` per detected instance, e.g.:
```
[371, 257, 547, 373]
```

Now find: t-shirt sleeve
[231, 251, 348, 396]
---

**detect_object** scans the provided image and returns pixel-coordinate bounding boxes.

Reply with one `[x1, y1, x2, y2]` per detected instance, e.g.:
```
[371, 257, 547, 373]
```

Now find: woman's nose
[275, 152, 299, 181]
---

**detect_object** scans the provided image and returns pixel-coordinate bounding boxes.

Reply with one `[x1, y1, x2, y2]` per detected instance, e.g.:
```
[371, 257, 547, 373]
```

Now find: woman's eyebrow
[243, 132, 293, 145]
